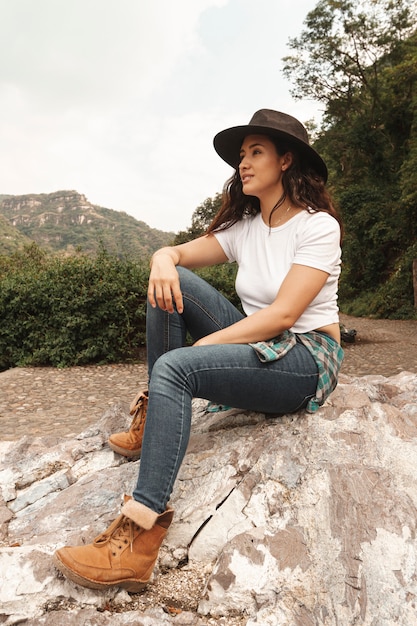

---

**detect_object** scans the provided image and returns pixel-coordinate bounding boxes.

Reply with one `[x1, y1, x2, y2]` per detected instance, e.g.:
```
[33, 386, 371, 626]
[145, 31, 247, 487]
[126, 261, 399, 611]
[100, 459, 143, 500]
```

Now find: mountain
[0, 211, 33, 254]
[0, 191, 175, 258]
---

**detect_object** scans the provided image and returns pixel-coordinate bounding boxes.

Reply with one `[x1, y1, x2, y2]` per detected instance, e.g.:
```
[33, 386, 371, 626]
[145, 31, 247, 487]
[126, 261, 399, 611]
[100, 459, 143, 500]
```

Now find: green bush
[0, 245, 240, 369]
[0, 245, 149, 369]
[340, 241, 417, 320]
[195, 263, 240, 310]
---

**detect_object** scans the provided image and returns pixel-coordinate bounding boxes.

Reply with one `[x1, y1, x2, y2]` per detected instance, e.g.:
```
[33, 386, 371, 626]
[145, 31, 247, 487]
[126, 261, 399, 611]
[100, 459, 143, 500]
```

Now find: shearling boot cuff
[121, 498, 159, 530]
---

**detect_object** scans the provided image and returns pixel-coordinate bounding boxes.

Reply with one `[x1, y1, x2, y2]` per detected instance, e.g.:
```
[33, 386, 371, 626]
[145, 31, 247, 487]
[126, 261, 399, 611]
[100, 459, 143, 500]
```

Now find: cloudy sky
[1, 0, 322, 232]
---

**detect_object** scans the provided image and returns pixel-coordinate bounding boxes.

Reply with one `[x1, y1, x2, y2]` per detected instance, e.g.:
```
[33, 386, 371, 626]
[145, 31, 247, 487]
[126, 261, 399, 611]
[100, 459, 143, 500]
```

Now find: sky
[1, 0, 322, 233]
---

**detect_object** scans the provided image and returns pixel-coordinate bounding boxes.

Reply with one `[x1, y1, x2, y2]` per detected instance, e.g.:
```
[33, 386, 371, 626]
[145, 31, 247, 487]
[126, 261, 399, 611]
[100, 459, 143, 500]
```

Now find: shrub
[0, 245, 240, 369]
[195, 263, 240, 310]
[340, 242, 417, 320]
[0, 246, 149, 369]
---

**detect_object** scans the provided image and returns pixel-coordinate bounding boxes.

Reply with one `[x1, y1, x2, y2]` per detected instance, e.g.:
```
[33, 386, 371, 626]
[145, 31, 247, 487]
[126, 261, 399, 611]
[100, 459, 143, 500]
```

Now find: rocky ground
[0, 313, 416, 625]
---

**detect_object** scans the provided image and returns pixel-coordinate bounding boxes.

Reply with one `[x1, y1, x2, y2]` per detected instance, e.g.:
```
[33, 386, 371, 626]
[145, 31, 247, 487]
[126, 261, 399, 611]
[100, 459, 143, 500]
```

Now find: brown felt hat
[213, 109, 328, 181]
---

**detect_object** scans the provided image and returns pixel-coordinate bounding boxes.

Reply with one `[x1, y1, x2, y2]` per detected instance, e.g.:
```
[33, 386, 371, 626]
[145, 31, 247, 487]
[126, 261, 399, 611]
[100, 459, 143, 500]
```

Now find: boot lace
[130, 395, 148, 431]
[94, 515, 141, 555]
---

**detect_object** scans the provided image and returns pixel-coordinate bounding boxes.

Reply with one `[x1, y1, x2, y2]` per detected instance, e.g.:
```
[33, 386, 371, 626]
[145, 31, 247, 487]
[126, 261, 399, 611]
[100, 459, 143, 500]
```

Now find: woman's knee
[176, 266, 209, 297]
[151, 348, 188, 383]
[151, 346, 204, 392]
[176, 266, 194, 284]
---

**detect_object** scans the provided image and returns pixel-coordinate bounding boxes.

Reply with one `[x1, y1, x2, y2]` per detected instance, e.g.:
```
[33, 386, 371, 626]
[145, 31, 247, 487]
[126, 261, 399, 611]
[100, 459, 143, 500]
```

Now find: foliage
[196, 263, 240, 311]
[283, 0, 416, 108]
[337, 186, 402, 294]
[0, 243, 240, 369]
[0, 214, 32, 254]
[173, 194, 223, 244]
[340, 241, 417, 318]
[0, 244, 149, 369]
[283, 0, 417, 319]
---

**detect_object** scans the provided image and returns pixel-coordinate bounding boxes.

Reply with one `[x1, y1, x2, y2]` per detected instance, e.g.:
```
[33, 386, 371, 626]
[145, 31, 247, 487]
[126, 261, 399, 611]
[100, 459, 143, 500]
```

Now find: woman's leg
[146, 266, 244, 377]
[133, 341, 318, 513]
[54, 268, 317, 592]
[109, 267, 243, 456]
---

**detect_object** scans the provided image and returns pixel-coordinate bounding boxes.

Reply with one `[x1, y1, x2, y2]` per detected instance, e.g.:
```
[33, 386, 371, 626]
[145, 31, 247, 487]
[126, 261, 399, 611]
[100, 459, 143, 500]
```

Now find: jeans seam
[185, 365, 319, 378]
[160, 385, 188, 507]
[182, 292, 229, 330]
[163, 311, 170, 354]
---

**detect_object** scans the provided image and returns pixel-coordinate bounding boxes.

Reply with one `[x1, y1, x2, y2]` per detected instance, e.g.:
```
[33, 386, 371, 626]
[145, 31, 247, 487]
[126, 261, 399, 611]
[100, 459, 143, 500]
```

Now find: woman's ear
[281, 152, 293, 172]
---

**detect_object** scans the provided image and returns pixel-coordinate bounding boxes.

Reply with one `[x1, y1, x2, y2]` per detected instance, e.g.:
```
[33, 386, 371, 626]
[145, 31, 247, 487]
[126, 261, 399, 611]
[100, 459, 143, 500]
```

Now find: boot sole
[108, 441, 142, 458]
[53, 553, 148, 592]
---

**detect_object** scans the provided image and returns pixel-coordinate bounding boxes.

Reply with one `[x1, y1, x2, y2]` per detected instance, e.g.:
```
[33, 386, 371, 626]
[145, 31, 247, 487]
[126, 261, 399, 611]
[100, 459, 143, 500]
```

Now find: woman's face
[238, 134, 290, 201]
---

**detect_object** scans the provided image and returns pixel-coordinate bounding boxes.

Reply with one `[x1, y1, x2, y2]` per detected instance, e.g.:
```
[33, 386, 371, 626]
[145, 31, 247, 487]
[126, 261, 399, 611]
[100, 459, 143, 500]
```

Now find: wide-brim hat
[213, 109, 328, 181]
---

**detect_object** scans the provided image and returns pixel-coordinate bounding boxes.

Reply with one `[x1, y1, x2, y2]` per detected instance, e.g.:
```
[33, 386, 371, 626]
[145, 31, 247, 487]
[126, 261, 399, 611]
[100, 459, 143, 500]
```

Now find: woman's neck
[260, 194, 304, 228]
[260, 189, 288, 227]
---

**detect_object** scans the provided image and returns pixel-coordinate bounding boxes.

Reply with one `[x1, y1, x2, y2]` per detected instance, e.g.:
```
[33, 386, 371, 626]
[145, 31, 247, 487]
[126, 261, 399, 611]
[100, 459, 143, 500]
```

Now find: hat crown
[249, 109, 309, 145]
[213, 108, 327, 181]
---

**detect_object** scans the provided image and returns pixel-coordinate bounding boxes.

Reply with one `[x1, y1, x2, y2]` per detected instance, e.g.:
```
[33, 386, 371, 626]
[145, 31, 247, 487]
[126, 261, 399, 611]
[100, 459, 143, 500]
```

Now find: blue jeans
[133, 267, 318, 513]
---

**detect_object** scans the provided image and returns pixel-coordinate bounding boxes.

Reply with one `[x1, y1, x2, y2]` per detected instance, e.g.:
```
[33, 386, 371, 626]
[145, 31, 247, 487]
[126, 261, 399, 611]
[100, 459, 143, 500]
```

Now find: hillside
[0, 191, 175, 258]
[0, 212, 33, 254]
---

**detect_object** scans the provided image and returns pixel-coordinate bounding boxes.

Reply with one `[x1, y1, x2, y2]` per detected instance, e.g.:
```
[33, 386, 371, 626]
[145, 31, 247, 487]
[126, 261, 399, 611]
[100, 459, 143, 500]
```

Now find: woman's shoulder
[299, 209, 340, 233]
[301, 208, 337, 222]
[217, 213, 259, 235]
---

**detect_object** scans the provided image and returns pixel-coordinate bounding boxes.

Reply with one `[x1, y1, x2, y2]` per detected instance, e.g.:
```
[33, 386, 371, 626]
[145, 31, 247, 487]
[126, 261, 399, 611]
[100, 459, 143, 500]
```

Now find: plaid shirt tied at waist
[249, 330, 344, 413]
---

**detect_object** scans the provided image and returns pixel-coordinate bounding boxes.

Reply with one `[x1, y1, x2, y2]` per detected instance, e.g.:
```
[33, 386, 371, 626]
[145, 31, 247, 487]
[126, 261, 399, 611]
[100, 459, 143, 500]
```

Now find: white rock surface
[1, 373, 417, 624]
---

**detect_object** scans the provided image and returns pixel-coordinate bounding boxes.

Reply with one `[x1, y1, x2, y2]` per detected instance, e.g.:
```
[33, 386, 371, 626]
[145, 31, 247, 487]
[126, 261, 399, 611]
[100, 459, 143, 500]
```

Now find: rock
[1, 373, 417, 624]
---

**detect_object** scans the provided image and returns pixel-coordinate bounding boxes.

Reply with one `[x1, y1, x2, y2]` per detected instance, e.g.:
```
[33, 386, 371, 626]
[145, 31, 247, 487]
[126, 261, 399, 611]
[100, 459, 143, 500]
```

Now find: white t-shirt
[213, 210, 341, 334]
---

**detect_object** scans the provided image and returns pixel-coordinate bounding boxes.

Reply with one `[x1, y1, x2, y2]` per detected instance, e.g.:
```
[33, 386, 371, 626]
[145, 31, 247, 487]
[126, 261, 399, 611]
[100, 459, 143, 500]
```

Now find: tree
[282, 0, 417, 185]
[173, 193, 223, 244]
[283, 0, 416, 118]
[282, 0, 417, 318]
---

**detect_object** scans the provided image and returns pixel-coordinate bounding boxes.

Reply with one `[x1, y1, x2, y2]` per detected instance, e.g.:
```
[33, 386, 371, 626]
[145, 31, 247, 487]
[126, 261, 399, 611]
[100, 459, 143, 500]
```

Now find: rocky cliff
[1, 371, 417, 625]
[0, 191, 174, 258]
[0, 212, 32, 254]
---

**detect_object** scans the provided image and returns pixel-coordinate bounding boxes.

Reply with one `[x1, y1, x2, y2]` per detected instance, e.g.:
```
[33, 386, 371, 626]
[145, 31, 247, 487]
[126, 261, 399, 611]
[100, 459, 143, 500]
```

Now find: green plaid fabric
[250, 330, 344, 413]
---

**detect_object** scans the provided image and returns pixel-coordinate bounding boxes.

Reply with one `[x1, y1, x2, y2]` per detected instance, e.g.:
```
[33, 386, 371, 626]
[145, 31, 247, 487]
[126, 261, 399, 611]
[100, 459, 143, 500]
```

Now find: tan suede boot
[108, 389, 148, 457]
[54, 498, 173, 592]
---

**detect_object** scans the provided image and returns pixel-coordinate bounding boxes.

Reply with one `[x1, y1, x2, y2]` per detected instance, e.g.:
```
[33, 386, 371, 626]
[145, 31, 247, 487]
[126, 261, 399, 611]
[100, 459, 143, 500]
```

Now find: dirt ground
[338, 312, 417, 377]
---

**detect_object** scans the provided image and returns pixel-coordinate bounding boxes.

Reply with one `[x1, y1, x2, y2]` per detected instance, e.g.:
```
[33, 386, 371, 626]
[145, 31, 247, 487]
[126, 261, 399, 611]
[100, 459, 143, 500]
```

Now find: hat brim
[213, 124, 328, 182]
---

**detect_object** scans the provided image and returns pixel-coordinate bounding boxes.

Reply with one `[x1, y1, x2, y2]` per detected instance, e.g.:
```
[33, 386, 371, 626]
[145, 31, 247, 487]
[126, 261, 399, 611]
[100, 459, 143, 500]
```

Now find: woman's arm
[194, 263, 329, 346]
[148, 234, 228, 314]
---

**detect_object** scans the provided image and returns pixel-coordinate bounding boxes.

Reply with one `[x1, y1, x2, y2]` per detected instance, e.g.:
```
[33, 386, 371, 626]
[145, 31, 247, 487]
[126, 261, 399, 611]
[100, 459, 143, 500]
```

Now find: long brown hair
[206, 137, 343, 241]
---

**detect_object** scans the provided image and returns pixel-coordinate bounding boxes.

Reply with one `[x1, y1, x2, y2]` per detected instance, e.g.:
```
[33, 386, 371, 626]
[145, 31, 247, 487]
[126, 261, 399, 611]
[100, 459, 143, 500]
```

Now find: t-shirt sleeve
[213, 224, 239, 262]
[293, 212, 341, 273]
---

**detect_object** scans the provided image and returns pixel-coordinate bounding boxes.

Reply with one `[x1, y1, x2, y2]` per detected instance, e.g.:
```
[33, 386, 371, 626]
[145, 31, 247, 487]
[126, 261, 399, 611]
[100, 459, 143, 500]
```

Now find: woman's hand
[148, 250, 183, 313]
[193, 331, 223, 347]
[147, 237, 228, 314]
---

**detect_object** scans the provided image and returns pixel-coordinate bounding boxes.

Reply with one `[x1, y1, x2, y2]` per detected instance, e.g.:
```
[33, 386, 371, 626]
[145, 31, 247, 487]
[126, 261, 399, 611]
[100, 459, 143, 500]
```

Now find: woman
[54, 109, 344, 592]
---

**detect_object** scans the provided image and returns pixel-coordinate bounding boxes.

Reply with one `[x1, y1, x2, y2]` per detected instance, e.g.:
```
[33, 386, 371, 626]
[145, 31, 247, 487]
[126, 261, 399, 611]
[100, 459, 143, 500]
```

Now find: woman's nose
[239, 156, 248, 172]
